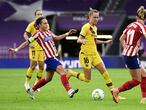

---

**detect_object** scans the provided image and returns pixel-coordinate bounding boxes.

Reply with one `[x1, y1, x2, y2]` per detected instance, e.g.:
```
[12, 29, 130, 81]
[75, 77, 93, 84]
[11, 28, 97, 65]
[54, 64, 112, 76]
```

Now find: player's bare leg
[56, 65, 79, 98]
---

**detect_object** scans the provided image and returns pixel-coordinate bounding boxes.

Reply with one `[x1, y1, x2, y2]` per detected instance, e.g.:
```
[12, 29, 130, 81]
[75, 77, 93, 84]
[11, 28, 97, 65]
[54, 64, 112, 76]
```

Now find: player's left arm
[53, 29, 77, 40]
[96, 39, 112, 44]
[143, 26, 146, 38]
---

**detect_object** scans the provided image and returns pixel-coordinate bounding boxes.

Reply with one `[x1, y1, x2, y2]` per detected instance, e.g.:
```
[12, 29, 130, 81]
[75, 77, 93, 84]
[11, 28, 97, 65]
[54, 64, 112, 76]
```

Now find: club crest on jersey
[43, 34, 53, 42]
[89, 27, 96, 37]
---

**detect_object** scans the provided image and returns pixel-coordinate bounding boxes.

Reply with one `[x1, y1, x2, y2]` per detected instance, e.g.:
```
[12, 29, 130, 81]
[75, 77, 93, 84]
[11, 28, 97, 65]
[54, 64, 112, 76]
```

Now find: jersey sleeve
[25, 23, 32, 33]
[48, 30, 56, 38]
[80, 24, 88, 37]
[143, 25, 146, 35]
[123, 28, 128, 35]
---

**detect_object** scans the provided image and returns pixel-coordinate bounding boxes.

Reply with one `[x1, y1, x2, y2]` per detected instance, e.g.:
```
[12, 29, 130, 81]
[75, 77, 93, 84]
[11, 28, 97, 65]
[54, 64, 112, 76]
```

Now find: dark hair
[137, 6, 146, 20]
[86, 8, 99, 19]
[35, 16, 46, 28]
[34, 9, 42, 16]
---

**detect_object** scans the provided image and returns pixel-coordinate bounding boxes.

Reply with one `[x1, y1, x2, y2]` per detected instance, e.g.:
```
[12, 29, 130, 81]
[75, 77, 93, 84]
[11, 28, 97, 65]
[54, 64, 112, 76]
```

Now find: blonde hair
[34, 9, 42, 16]
[86, 8, 99, 19]
[137, 6, 146, 20]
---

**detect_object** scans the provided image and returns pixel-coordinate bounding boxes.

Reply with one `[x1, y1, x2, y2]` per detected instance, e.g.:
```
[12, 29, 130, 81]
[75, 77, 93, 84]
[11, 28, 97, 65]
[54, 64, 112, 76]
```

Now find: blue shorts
[123, 55, 141, 69]
[45, 57, 62, 71]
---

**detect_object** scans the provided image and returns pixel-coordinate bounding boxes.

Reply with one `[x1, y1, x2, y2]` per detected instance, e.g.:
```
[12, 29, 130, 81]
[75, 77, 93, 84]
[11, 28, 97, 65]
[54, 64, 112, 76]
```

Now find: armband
[28, 37, 35, 43]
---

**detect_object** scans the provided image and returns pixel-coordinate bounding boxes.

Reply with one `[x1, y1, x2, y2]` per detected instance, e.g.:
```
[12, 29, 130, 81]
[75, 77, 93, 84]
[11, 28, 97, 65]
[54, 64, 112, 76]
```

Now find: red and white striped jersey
[30, 30, 58, 58]
[122, 21, 146, 56]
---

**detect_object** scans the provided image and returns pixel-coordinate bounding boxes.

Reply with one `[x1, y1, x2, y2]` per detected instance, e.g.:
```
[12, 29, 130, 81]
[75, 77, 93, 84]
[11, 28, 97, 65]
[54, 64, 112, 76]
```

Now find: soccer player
[66, 8, 125, 100]
[24, 9, 47, 91]
[112, 6, 146, 104]
[8, 17, 78, 99]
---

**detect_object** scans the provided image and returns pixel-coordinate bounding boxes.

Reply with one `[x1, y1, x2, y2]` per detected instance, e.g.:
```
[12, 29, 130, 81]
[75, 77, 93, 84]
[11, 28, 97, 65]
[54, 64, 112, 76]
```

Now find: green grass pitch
[0, 69, 145, 110]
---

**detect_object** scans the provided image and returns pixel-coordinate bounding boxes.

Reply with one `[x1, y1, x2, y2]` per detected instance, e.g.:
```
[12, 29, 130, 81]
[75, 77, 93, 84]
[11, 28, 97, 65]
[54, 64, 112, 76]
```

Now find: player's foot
[111, 88, 119, 103]
[24, 83, 30, 91]
[140, 98, 146, 104]
[118, 96, 126, 100]
[68, 88, 79, 98]
[27, 88, 35, 100]
[66, 69, 74, 80]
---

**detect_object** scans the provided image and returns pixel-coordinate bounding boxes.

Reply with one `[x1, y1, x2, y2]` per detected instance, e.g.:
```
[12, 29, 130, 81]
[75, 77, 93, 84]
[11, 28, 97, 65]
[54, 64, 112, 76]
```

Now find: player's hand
[8, 48, 16, 53]
[81, 39, 86, 45]
[105, 40, 112, 44]
[67, 29, 77, 35]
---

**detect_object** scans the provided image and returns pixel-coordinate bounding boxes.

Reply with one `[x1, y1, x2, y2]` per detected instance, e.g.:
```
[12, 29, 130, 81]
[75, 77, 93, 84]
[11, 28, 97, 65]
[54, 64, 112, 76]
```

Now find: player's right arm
[24, 22, 35, 48]
[8, 40, 29, 53]
[77, 35, 86, 44]
[24, 23, 32, 40]
[119, 33, 127, 49]
[77, 24, 87, 44]
[8, 34, 38, 53]
[24, 31, 30, 40]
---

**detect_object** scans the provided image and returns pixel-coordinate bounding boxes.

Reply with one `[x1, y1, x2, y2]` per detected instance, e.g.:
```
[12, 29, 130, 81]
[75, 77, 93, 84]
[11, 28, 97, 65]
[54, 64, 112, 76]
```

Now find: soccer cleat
[27, 88, 35, 100]
[140, 98, 146, 104]
[118, 96, 126, 100]
[24, 83, 30, 91]
[68, 88, 79, 98]
[111, 88, 119, 103]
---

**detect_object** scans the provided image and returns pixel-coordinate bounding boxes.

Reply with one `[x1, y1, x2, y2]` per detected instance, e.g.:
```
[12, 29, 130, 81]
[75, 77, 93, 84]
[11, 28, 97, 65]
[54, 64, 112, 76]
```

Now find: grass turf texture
[0, 69, 145, 110]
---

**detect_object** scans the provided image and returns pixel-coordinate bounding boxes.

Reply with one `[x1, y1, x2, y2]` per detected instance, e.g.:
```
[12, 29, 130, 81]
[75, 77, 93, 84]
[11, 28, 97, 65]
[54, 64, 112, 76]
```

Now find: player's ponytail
[86, 8, 99, 20]
[137, 6, 146, 20]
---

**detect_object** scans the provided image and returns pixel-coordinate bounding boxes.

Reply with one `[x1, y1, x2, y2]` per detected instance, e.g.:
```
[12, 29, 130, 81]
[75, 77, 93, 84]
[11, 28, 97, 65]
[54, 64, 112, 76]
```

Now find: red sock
[32, 78, 47, 91]
[140, 77, 146, 98]
[60, 75, 71, 92]
[118, 79, 140, 92]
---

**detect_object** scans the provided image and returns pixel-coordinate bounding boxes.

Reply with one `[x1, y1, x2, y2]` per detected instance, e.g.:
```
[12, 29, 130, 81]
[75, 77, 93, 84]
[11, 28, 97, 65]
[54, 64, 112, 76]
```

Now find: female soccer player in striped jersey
[112, 6, 146, 104]
[8, 17, 78, 99]
[66, 8, 125, 101]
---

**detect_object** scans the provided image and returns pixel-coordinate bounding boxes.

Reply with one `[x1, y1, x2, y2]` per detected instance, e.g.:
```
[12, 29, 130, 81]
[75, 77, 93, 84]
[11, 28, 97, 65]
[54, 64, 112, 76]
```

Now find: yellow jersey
[25, 20, 43, 51]
[80, 23, 97, 55]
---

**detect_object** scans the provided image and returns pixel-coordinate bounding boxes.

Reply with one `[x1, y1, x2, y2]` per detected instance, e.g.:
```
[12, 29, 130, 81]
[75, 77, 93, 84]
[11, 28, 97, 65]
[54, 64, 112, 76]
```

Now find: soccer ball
[92, 88, 104, 100]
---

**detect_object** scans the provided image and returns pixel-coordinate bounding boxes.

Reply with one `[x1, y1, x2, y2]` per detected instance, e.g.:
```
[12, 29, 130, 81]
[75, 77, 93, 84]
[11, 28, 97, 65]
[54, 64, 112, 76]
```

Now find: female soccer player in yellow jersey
[23, 9, 48, 91]
[67, 8, 125, 100]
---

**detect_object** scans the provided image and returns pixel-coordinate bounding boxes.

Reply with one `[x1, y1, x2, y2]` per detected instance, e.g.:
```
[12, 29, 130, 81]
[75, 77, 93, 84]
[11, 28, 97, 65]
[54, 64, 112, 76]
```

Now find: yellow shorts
[79, 51, 103, 69]
[29, 48, 44, 61]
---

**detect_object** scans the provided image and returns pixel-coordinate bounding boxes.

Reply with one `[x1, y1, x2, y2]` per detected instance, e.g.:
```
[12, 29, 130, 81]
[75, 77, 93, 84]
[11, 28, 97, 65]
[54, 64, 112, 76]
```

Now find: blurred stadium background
[0, 0, 146, 68]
